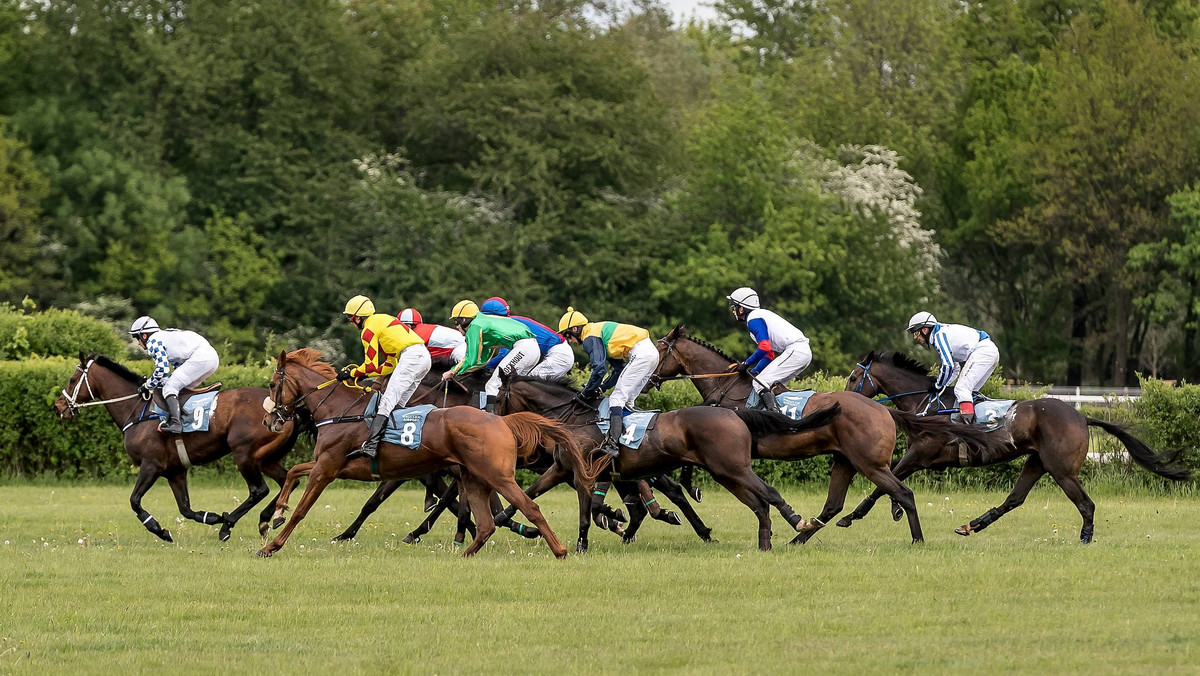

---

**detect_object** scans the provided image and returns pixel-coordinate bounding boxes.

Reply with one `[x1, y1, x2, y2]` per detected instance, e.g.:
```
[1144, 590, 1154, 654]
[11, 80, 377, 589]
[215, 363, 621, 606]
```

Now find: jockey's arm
[743, 317, 774, 372]
[144, 336, 172, 388]
[451, 325, 486, 374]
[932, 332, 959, 389]
[580, 336, 608, 393]
[598, 358, 624, 391]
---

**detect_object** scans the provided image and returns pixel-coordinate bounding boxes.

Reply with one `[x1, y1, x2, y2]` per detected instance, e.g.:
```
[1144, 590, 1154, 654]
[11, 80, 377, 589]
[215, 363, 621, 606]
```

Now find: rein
[654, 336, 750, 408]
[267, 363, 372, 429]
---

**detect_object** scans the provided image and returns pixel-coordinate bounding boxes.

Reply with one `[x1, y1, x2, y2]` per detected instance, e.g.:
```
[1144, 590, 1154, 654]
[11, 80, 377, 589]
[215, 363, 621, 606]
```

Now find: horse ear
[677, 325, 689, 338]
[79, 351, 87, 364]
[277, 349, 287, 366]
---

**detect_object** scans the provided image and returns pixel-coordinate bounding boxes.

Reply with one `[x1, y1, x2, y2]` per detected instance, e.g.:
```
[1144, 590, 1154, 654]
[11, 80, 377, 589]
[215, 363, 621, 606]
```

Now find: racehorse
[258, 349, 598, 558]
[651, 326, 1006, 544]
[495, 375, 842, 550]
[53, 352, 300, 542]
[839, 351, 1192, 542]
[331, 367, 707, 552]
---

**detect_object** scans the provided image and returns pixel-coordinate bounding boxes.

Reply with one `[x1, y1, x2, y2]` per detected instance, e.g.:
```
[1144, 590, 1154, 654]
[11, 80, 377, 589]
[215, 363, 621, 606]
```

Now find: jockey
[906, 311, 1000, 425]
[129, 316, 220, 435]
[726, 287, 811, 413]
[442, 300, 540, 413]
[398, 308, 466, 365]
[557, 307, 660, 458]
[479, 297, 575, 381]
[340, 295, 432, 460]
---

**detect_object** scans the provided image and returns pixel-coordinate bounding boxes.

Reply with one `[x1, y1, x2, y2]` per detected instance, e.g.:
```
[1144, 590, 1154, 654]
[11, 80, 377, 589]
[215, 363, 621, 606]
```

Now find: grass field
[2, 481, 1198, 674]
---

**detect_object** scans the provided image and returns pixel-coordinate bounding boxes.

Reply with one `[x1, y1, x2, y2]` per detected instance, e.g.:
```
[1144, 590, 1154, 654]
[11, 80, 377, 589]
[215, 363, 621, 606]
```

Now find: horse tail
[735, 403, 841, 439]
[501, 412, 603, 494]
[887, 408, 1006, 457]
[1086, 418, 1192, 481]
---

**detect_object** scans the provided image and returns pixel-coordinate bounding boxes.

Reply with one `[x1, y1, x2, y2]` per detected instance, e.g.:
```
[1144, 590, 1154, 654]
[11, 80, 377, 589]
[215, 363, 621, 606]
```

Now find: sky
[664, 0, 719, 23]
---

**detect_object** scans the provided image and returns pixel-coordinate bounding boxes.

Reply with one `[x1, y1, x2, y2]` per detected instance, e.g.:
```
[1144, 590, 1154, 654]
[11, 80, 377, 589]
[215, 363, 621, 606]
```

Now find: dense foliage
[2, 0, 1200, 384]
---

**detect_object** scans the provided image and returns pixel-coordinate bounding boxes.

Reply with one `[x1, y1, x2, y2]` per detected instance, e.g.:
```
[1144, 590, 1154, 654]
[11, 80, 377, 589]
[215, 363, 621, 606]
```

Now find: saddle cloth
[364, 394, 437, 450]
[596, 398, 658, 450]
[152, 390, 220, 433]
[956, 400, 1019, 465]
[747, 389, 816, 420]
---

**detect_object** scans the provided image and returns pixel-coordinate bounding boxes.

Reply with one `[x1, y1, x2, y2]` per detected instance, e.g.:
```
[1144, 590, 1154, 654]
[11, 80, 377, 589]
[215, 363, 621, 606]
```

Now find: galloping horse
[495, 375, 842, 550]
[652, 326, 1005, 544]
[839, 351, 1192, 541]
[53, 352, 300, 542]
[258, 349, 599, 558]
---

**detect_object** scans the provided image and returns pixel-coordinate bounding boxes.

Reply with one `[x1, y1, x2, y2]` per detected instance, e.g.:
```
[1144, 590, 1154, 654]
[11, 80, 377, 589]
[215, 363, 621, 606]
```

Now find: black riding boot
[484, 395, 497, 414]
[598, 410, 623, 458]
[757, 389, 781, 413]
[348, 414, 388, 460]
[160, 394, 184, 434]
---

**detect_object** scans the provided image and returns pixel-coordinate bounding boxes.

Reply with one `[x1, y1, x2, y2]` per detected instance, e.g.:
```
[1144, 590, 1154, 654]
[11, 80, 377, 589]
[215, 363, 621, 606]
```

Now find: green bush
[0, 305, 128, 360]
[0, 356, 274, 479]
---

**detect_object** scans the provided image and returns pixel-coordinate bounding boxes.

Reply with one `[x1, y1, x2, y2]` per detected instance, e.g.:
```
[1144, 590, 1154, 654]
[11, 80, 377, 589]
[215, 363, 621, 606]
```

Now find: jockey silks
[350, 314, 424, 378]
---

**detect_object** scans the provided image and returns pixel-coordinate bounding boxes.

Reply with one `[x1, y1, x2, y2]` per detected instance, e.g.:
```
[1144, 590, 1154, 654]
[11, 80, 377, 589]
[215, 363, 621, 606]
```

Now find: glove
[137, 381, 153, 396]
[580, 389, 600, 401]
[337, 367, 355, 382]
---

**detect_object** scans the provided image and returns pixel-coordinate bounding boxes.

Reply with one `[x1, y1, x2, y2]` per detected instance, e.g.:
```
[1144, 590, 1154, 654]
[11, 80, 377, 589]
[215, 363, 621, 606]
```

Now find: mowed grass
[2, 482, 1199, 675]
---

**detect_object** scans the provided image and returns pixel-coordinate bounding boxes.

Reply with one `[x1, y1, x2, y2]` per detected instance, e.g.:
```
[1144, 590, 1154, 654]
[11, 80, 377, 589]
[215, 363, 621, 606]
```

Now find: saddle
[149, 383, 222, 409]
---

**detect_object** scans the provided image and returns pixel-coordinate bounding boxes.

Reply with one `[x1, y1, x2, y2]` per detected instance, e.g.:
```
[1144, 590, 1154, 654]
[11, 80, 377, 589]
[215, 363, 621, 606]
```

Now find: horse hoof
[836, 517, 853, 528]
[519, 527, 540, 540]
[613, 509, 627, 524]
[954, 525, 972, 537]
[892, 506, 904, 522]
[622, 536, 636, 545]
[912, 538, 925, 544]
[258, 522, 269, 539]
[688, 487, 702, 502]
[402, 535, 420, 545]
[158, 530, 174, 543]
[576, 540, 588, 554]
[594, 514, 609, 530]
[218, 526, 232, 542]
[1080, 535, 1093, 544]
[331, 534, 352, 543]
[271, 517, 285, 530]
[665, 511, 683, 526]
[255, 548, 273, 558]
[452, 539, 464, 547]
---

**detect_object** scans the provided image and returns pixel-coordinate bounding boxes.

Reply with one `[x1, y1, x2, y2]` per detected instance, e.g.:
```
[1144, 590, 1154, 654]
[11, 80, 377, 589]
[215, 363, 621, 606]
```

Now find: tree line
[2, 0, 1199, 385]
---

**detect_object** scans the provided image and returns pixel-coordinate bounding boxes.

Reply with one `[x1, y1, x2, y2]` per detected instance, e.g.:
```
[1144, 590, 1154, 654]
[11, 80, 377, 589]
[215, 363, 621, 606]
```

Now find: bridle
[650, 336, 747, 407]
[263, 361, 374, 430]
[850, 356, 949, 413]
[60, 360, 144, 415]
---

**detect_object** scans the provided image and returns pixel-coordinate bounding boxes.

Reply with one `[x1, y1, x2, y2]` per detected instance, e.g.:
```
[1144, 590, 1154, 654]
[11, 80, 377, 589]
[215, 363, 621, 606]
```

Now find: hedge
[0, 305, 129, 360]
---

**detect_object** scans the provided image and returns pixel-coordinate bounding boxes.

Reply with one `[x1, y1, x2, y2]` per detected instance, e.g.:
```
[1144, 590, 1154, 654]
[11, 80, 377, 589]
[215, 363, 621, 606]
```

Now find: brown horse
[52, 352, 300, 542]
[495, 375, 842, 550]
[839, 351, 1192, 542]
[258, 349, 598, 559]
[652, 326, 1006, 545]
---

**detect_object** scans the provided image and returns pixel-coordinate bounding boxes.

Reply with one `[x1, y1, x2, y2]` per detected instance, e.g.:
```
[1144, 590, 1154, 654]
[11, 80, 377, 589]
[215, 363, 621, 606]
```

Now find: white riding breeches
[528, 342, 575, 381]
[608, 338, 660, 411]
[751, 342, 812, 393]
[485, 338, 540, 396]
[953, 340, 1000, 404]
[377, 344, 433, 417]
[162, 346, 220, 397]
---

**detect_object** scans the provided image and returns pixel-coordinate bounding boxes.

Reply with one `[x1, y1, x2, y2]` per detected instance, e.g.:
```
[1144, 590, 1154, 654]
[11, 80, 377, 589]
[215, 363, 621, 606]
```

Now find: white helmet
[129, 316, 160, 335]
[726, 287, 760, 310]
[906, 311, 938, 333]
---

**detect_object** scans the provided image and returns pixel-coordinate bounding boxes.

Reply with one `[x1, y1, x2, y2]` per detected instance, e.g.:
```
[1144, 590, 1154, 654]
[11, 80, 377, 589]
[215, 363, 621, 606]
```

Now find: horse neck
[289, 365, 369, 420]
[89, 366, 144, 426]
[872, 362, 932, 413]
[507, 382, 586, 420]
[675, 339, 752, 403]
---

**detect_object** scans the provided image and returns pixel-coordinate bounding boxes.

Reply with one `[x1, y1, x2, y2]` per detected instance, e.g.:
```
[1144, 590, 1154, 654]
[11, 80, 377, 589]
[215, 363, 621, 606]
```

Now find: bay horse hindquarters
[841, 352, 1193, 542]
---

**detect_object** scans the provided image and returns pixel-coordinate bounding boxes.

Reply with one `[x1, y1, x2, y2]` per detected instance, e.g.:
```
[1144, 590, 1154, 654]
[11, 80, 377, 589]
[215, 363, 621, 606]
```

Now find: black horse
[841, 351, 1192, 542]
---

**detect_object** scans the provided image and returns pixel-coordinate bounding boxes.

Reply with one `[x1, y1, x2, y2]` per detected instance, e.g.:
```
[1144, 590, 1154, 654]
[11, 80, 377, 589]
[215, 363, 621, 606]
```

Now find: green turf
[1, 483, 1198, 674]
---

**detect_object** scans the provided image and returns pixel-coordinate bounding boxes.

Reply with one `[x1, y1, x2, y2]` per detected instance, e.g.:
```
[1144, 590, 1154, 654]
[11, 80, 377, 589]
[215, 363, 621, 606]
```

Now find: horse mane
[284, 348, 339, 380]
[673, 325, 735, 362]
[92, 354, 144, 384]
[509, 373, 578, 393]
[866, 351, 932, 380]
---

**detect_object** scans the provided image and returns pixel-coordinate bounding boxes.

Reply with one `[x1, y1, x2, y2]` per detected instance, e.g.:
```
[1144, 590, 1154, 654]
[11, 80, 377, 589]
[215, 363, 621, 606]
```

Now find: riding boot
[958, 401, 976, 426]
[484, 395, 497, 414]
[757, 389, 781, 413]
[598, 409, 624, 458]
[160, 394, 184, 434]
[348, 414, 388, 460]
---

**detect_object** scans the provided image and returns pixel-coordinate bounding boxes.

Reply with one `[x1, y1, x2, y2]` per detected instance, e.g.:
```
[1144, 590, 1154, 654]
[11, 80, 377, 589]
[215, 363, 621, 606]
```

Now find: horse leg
[616, 481, 649, 544]
[332, 480, 405, 542]
[648, 474, 714, 542]
[792, 455, 856, 545]
[957, 455, 1045, 537]
[164, 471, 224, 527]
[270, 461, 315, 531]
[709, 469, 773, 551]
[679, 465, 703, 502]
[837, 446, 924, 528]
[590, 480, 614, 529]
[217, 464, 271, 542]
[420, 473, 445, 513]
[492, 492, 539, 540]
[257, 460, 289, 538]
[404, 479, 458, 544]
[1048, 470, 1096, 543]
[754, 477, 805, 533]
[257, 457, 339, 557]
[130, 464, 172, 542]
[453, 483, 475, 547]
[490, 480, 568, 559]
[459, 475, 496, 557]
[859, 465, 923, 544]
[575, 482, 592, 553]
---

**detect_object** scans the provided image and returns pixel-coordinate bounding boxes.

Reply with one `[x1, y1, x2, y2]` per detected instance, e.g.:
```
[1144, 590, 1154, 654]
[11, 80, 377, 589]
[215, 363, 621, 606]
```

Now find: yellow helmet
[450, 300, 479, 320]
[343, 295, 375, 317]
[558, 306, 588, 333]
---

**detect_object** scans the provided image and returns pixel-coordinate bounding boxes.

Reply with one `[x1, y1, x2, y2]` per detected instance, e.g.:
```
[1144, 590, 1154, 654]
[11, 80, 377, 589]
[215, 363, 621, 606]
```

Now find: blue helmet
[480, 297, 510, 316]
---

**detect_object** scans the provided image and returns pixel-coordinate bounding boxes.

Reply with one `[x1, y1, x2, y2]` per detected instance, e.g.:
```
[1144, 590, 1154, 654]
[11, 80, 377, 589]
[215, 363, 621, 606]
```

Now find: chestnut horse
[839, 351, 1192, 542]
[651, 326, 1005, 544]
[258, 349, 598, 558]
[53, 352, 300, 542]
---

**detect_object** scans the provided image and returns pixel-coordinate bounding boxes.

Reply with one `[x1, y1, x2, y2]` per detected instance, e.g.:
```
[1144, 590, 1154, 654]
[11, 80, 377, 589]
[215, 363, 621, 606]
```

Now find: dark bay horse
[652, 326, 1006, 545]
[496, 375, 842, 550]
[334, 367, 703, 552]
[258, 349, 599, 558]
[52, 352, 300, 542]
[840, 351, 1192, 542]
